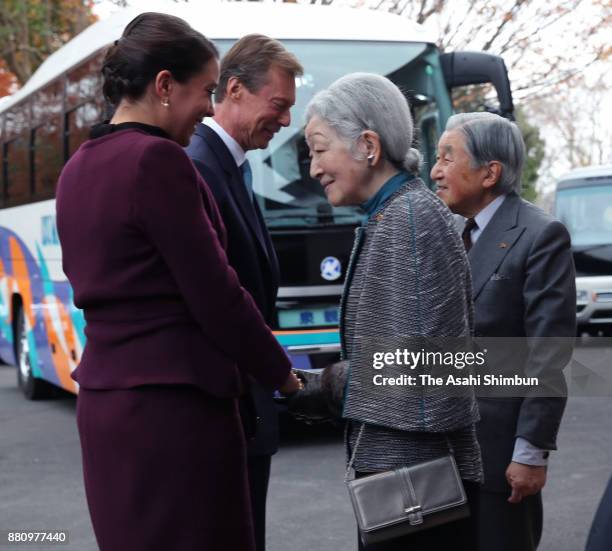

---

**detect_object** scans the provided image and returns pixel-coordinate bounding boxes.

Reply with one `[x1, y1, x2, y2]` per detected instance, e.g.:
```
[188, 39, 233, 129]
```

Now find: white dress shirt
[204, 117, 246, 168]
[470, 194, 506, 244]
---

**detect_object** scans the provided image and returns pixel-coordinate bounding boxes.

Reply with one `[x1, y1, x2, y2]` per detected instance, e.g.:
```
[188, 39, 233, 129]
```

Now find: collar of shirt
[204, 117, 246, 168]
[471, 194, 508, 244]
[361, 171, 413, 224]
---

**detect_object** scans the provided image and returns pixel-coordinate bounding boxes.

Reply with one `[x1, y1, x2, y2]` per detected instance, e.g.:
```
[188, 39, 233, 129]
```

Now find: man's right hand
[506, 462, 547, 503]
[279, 371, 303, 396]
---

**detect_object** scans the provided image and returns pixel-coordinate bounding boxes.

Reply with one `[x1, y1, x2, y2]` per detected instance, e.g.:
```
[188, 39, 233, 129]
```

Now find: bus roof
[558, 164, 612, 182]
[0, 1, 436, 114]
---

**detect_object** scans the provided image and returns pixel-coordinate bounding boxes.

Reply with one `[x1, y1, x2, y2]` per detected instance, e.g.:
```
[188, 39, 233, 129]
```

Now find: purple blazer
[56, 129, 291, 397]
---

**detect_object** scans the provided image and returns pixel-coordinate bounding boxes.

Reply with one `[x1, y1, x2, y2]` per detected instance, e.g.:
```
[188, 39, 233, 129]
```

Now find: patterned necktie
[462, 218, 478, 252]
[241, 159, 254, 203]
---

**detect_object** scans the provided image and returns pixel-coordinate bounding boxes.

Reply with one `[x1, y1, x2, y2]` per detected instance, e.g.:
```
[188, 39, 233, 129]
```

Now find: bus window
[66, 54, 104, 110]
[417, 111, 440, 183]
[32, 80, 64, 199]
[556, 183, 612, 247]
[34, 117, 63, 198]
[65, 54, 106, 160]
[5, 137, 31, 206]
[33, 80, 63, 125]
[66, 101, 104, 157]
[394, 55, 444, 186]
[451, 82, 499, 115]
[4, 103, 31, 206]
[250, 39, 429, 229]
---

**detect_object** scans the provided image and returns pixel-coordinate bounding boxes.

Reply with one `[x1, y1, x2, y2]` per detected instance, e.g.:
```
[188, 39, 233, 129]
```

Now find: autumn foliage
[0, 60, 18, 98]
[0, 0, 97, 93]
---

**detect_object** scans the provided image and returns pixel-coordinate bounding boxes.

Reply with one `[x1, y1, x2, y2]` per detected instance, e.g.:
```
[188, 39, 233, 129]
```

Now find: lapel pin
[499, 242, 508, 248]
[375, 213, 384, 222]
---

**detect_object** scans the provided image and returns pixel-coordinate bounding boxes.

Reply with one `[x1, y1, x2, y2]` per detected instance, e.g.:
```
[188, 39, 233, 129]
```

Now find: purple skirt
[77, 385, 254, 551]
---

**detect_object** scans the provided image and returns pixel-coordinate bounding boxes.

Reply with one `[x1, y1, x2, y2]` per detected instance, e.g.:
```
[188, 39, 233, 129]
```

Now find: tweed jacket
[341, 176, 479, 433]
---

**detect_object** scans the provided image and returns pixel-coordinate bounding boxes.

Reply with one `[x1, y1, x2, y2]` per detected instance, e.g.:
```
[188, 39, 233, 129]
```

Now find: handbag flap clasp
[398, 468, 424, 525]
[404, 505, 423, 525]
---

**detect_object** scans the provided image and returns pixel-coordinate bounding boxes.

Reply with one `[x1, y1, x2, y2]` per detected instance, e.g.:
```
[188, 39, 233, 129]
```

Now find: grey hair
[305, 72, 421, 174]
[445, 112, 525, 195]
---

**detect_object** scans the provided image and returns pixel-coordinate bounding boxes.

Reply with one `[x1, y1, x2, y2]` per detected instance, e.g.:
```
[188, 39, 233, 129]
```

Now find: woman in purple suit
[56, 13, 300, 551]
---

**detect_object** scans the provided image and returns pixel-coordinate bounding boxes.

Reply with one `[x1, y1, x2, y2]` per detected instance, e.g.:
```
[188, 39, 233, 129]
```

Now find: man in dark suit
[185, 34, 303, 551]
[431, 112, 576, 550]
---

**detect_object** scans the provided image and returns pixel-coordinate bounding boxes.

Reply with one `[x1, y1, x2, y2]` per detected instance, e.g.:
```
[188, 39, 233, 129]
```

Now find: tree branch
[481, 0, 528, 52]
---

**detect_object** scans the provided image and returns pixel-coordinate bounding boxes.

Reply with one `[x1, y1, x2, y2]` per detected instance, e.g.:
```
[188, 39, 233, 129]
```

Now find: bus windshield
[556, 182, 612, 247]
[224, 40, 432, 228]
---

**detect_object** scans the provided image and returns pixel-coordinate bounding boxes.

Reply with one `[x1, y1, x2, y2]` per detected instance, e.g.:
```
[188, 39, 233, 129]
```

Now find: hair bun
[102, 64, 131, 106]
[100, 12, 218, 107]
[403, 148, 422, 174]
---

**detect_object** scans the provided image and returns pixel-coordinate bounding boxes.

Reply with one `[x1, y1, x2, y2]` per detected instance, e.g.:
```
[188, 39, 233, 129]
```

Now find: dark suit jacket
[469, 192, 576, 492]
[56, 128, 290, 395]
[186, 123, 282, 456]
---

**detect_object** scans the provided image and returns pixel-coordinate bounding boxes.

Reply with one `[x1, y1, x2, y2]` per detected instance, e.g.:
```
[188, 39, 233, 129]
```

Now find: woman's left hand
[279, 371, 304, 396]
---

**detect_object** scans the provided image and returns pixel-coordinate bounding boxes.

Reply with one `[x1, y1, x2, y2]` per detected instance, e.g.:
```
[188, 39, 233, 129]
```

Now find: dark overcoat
[186, 123, 281, 456]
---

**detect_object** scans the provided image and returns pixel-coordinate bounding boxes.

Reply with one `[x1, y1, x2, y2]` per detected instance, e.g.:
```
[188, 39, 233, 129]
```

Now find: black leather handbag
[345, 424, 470, 546]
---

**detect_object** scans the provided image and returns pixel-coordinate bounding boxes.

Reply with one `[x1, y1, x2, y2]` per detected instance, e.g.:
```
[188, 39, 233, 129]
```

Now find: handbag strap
[344, 422, 456, 484]
[344, 423, 365, 483]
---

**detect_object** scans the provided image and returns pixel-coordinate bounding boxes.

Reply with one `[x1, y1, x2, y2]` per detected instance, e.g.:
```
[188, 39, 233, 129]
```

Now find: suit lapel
[469, 193, 525, 300]
[253, 199, 279, 278]
[200, 125, 271, 263]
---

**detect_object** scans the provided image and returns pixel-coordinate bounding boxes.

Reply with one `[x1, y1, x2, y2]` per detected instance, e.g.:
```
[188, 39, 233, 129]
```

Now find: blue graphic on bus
[41, 215, 60, 246]
[300, 311, 315, 325]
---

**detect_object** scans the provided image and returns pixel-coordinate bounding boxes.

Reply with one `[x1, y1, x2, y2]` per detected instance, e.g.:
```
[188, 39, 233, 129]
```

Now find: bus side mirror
[439, 51, 514, 120]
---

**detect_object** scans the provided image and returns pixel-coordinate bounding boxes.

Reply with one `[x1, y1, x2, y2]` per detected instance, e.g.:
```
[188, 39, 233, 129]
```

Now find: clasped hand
[278, 370, 304, 396]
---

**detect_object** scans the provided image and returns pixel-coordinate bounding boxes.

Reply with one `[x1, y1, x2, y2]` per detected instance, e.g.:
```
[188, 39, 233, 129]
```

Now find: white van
[555, 164, 612, 335]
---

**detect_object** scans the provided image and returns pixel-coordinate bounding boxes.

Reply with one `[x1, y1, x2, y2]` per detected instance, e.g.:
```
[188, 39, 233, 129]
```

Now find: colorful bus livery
[0, 221, 80, 397]
[0, 2, 514, 399]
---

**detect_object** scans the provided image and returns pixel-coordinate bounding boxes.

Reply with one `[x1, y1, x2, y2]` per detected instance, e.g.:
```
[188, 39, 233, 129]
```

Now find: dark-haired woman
[56, 12, 300, 551]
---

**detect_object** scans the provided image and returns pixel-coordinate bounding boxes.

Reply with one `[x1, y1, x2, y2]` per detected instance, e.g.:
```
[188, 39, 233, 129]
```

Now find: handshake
[278, 361, 349, 424]
[278, 370, 305, 395]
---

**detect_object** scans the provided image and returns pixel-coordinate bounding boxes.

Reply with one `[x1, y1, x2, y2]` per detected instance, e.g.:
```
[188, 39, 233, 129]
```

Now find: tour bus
[0, 2, 514, 399]
[554, 165, 612, 336]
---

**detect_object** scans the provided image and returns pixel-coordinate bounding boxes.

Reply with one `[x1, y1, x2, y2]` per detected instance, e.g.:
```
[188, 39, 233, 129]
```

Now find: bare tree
[220, 0, 610, 105]
[531, 73, 612, 173]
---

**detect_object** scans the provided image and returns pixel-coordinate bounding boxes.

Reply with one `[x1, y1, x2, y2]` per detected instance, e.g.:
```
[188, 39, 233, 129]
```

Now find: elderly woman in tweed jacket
[304, 73, 482, 551]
